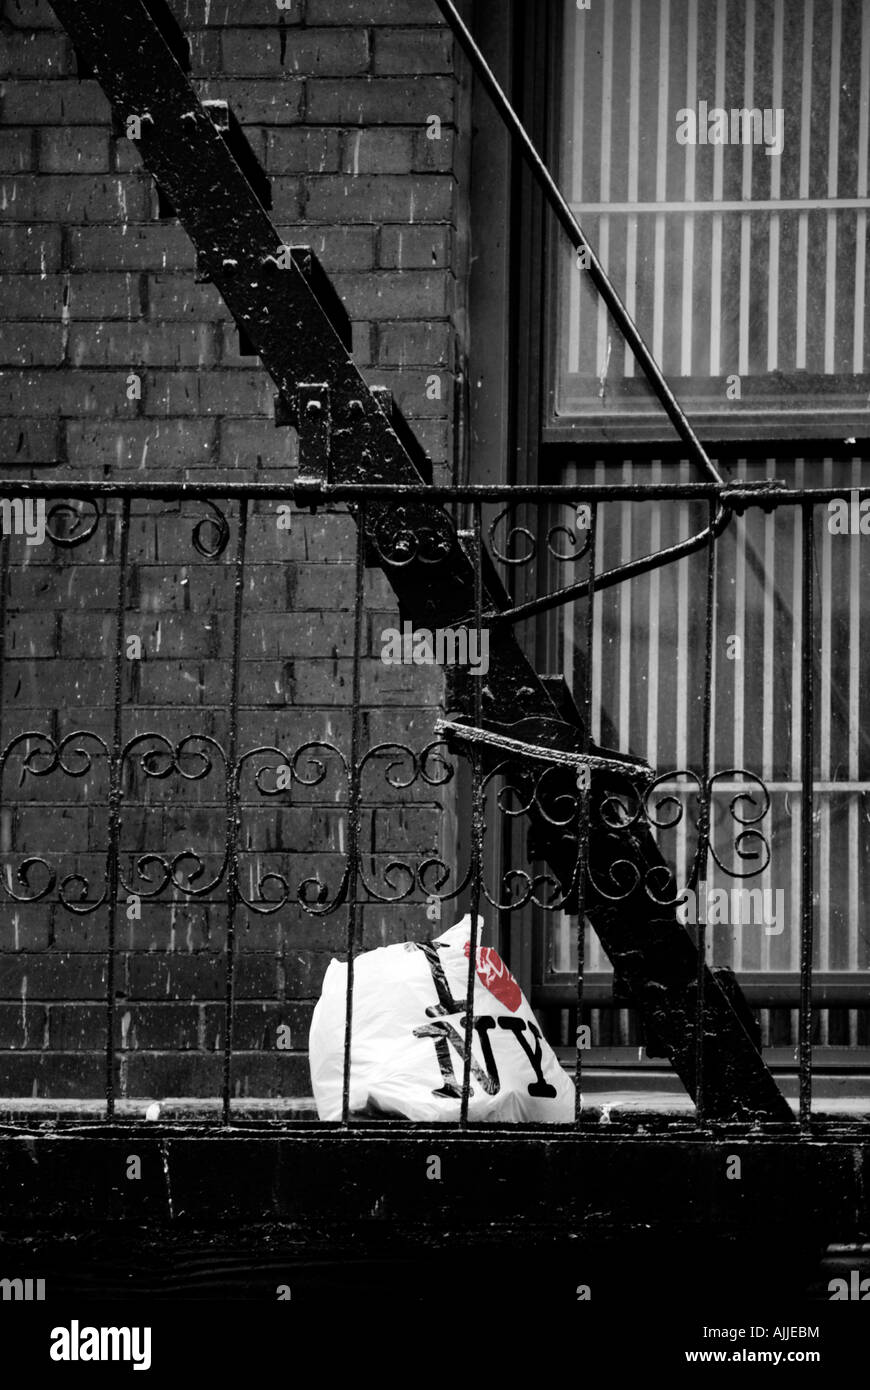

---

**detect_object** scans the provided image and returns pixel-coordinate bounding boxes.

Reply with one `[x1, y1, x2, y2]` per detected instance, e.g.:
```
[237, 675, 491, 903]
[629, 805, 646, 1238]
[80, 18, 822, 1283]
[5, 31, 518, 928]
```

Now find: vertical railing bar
[796, 0, 815, 370]
[708, 0, 726, 378]
[853, 0, 869, 371]
[341, 501, 367, 1126]
[681, 0, 698, 376]
[694, 498, 717, 1128]
[596, 1, 614, 374]
[790, 462, 805, 1007]
[591, 462, 604, 749]
[646, 464, 661, 802]
[819, 459, 833, 1024]
[0, 536, 8, 1058]
[567, 8, 585, 376]
[733, 496, 746, 973]
[574, 502, 596, 1124]
[221, 496, 247, 1126]
[623, 0, 641, 378]
[652, 0, 670, 366]
[799, 503, 816, 1128]
[761, 503, 775, 976]
[460, 501, 485, 1127]
[824, 0, 842, 375]
[737, 0, 755, 378]
[676, 477, 690, 891]
[618, 465, 632, 753]
[105, 497, 130, 1121]
[848, 457, 861, 1000]
[767, 0, 784, 371]
[0, 533, 7, 776]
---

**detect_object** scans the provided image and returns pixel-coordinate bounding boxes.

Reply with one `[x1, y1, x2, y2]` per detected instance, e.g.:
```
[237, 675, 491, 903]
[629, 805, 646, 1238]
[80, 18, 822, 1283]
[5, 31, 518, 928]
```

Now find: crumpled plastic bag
[308, 914, 575, 1122]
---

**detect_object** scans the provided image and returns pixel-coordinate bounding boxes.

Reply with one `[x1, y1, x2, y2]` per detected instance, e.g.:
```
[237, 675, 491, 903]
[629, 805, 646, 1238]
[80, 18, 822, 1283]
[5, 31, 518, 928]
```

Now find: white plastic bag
[308, 914, 575, 1123]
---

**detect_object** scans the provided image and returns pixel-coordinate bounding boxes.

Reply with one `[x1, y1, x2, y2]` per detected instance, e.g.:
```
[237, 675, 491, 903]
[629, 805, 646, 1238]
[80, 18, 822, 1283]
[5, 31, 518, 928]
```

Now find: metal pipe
[434, 0, 724, 488]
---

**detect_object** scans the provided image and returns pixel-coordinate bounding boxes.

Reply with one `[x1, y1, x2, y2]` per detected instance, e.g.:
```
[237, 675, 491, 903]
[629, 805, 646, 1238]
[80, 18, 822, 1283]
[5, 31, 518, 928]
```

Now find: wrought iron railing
[1, 474, 867, 1134]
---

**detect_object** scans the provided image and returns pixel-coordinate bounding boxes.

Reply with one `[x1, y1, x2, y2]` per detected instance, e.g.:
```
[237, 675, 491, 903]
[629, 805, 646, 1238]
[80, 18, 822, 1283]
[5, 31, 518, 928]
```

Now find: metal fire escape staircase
[47, 0, 794, 1124]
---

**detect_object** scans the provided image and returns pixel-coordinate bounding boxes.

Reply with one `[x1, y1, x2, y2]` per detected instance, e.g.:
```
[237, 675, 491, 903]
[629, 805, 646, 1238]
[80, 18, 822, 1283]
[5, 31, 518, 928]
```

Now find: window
[550, 0, 870, 441]
[490, 1, 870, 1089]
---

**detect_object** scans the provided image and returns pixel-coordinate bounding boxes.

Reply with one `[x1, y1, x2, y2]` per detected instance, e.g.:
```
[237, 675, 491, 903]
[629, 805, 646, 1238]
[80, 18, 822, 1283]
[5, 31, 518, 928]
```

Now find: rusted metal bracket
[47, 0, 793, 1122]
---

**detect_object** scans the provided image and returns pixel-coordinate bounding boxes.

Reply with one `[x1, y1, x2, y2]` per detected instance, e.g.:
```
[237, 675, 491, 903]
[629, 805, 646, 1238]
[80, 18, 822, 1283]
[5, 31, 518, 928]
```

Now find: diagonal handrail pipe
[436, 0, 734, 602]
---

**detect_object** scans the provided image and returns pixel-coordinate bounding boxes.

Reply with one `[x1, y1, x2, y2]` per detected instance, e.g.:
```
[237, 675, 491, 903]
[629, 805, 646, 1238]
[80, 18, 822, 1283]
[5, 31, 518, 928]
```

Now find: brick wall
[0, 0, 469, 1103]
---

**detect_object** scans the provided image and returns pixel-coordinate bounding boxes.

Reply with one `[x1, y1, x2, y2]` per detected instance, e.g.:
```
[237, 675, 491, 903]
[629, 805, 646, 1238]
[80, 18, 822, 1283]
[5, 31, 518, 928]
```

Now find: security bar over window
[553, 0, 870, 438]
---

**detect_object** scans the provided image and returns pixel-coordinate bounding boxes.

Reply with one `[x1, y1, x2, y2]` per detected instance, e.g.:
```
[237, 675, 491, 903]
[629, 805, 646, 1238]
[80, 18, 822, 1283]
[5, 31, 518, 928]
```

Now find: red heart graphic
[464, 943, 522, 1012]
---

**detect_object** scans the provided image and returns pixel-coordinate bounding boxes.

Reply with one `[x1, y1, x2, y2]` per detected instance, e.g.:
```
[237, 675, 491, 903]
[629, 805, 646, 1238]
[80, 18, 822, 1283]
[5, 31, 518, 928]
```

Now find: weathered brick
[379, 223, 452, 268]
[333, 269, 450, 319]
[170, 0, 303, 25]
[406, 417, 448, 462]
[0, 1055, 106, 1098]
[120, 1053, 223, 1098]
[203, 1001, 313, 1051]
[68, 322, 216, 369]
[15, 807, 89, 851]
[38, 126, 111, 173]
[0, 272, 140, 321]
[0, 322, 64, 366]
[66, 418, 216, 471]
[0, 954, 106, 1000]
[5, 610, 58, 657]
[283, 950, 333, 997]
[221, 28, 369, 77]
[301, 174, 454, 223]
[0, 32, 73, 78]
[340, 127, 414, 174]
[305, 77, 454, 126]
[134, 564, 235, 618]
[143, 370, 273, 417]
[7, 561, 117, 608]
[112, 131, 149, 175]
[265, 127, 341, 174]
[273, 223, 374, 270]
[146, 274, 230, 321]
[0, 173, 149, 222]
[0, 79, 111, 124]
[236, 1051, 315, 1095]
[4, 659, 116, 708]
[351, 319, 372, 364]
[0, 416, 59, 463]
[0, 223, 61, 272]
[186, 30, 223, 77]
[240, 611, 350, 660]
[360, 366, 451, 417]
[0, 129, 33, 172]
[374, 29, 454, 75]
[0, 1003, 47, 1050]
[413, 124, 455, 172]
[49, 1002, 200, 1051]
[307, 0, 442, 22]
[220, 417, 297, 471]
[0, 369, 141, 417]
[194, 78, 304, 125]
[377, 320, 451, 366]
[128, 952, 275, 1001]
[288, 562, 354, 611]
[68, 224, 196, 271]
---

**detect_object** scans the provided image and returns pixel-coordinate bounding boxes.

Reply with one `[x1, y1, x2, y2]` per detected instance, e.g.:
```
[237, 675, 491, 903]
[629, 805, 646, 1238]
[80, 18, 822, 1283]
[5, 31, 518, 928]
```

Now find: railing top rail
[0, 479, 867, 506]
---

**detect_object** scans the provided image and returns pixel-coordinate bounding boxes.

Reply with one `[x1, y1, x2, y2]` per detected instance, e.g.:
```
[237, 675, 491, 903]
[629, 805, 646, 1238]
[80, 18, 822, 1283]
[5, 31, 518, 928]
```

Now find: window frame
[543, 0, 870, 450]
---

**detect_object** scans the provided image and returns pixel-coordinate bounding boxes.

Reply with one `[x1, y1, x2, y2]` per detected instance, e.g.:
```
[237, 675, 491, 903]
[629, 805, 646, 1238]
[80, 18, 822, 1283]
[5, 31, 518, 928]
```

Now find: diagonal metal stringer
[48, 0, 794, 1123]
